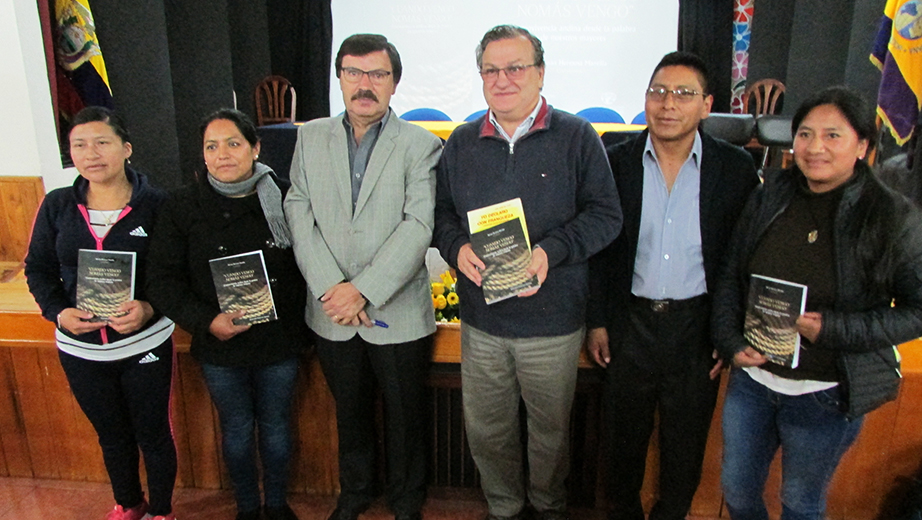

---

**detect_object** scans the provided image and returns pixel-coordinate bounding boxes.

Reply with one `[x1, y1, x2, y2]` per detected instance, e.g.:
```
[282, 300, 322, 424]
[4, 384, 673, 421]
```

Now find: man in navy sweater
[434, 24, 622, 520]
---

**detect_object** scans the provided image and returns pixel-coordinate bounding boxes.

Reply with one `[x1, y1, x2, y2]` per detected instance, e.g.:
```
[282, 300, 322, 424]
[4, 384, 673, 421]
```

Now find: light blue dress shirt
[631, 131, 706, 300]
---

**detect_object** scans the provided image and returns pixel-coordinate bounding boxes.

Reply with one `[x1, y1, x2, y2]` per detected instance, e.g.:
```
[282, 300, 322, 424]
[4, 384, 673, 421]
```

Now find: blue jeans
[721, 368, 864, 520]
[200, 357, 299, 512]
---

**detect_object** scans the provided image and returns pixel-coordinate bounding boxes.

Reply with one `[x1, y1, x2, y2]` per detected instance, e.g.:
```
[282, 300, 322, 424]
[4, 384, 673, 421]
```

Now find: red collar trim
[479, 97, 549, 138]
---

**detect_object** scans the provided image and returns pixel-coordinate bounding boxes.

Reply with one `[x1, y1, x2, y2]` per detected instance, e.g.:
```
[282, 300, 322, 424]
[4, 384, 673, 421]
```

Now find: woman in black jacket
[25, 106, 177, 520]
[712, 87, 922, 520]
[147, 109, 307, 520]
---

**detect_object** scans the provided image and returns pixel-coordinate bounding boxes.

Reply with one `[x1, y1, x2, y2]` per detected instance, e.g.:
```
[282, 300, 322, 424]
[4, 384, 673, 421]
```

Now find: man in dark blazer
[586, 52, 759, 520]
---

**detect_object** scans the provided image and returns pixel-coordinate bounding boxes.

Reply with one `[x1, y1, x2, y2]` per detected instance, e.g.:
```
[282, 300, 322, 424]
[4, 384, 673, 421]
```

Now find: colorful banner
[870, 0, 922, 145]
[731, 0, 754, 114]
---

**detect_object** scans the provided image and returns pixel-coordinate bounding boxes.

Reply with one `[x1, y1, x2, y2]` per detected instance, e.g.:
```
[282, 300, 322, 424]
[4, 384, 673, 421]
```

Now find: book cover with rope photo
[743, 274, 808, 368]
[76, 249, 136, 322]
[209, 250, 278, 326]
[467, 198, 540, 304]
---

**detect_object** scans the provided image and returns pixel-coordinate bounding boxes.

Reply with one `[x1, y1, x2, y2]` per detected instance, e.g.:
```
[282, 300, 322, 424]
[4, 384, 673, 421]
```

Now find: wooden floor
[0, 477, 726, 520]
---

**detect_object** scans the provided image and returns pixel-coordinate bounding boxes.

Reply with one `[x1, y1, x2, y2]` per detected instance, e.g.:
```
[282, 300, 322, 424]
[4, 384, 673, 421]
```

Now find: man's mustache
[351, 89, 378, 102]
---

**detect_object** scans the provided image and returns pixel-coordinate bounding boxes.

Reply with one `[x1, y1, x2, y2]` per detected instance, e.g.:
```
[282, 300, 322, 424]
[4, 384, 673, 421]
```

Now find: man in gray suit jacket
[284, 34, 441, 520]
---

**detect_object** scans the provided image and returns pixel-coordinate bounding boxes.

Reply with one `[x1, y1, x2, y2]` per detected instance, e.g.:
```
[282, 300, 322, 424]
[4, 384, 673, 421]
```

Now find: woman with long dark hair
[25, 106, 177, 520]
[712, 86, 922, 520]
[147, 108, 307, 520]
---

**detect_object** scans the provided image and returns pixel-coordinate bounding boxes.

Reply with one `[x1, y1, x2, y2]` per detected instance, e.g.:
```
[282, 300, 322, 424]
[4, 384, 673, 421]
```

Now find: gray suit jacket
[284, 112, 441, 344]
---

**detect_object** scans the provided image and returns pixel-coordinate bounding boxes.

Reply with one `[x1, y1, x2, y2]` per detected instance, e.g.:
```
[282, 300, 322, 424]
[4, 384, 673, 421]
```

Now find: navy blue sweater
[434, 102, 623, 338]
[25, 168, 167, 345]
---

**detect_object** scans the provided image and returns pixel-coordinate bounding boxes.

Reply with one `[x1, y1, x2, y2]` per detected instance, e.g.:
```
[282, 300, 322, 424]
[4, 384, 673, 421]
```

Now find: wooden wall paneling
[827, 400, 899, 520]
[690, 375, 729, 518]
[866, 366, 922, 520]
[0, 347, 31, 477]
[212, 390, 232, 491]
[288, 358, 319, 493]
[569, 373, 603, 507]
[176, 352, 224, 489]
[294, 356, 338, 495]
[38, 347, 100, 481]
[171, 351, 196, 488]
[68, 383, 108, 482]
[0, 177, 45, 263]
[288, 363, 306, 492]
[8, 347, 60, 478]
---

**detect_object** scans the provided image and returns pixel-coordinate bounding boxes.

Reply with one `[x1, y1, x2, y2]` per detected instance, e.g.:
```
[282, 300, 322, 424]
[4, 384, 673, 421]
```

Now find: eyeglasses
[341, 67, 392, 85]
[479, 64, 537, 81]
[646, 87, 704, 103]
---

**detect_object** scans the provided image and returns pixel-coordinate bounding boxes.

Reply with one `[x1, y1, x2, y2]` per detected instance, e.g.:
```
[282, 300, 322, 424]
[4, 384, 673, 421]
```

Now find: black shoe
[395, 512, 422, 520]
[236, 509, 262, 520]
[327, 504, 366, 520]
[265, 504, 300, 520]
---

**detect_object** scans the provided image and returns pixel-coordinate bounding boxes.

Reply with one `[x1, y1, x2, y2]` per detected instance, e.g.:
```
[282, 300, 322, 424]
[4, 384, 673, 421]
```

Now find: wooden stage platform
[3, 262, 922, 519]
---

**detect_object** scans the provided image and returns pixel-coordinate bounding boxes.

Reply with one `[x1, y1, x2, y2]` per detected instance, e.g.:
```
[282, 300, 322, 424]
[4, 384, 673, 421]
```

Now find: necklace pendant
[807, 229, 818, 244]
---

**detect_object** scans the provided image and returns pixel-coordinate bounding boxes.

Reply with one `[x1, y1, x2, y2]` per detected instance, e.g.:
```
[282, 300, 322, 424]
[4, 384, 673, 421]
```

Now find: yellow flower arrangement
[432, 269, 460, 322]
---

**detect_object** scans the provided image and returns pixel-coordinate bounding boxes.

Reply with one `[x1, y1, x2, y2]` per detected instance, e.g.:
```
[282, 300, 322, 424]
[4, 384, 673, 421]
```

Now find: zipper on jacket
[76, 204, 134, 344]
[509, 141, 515, 154]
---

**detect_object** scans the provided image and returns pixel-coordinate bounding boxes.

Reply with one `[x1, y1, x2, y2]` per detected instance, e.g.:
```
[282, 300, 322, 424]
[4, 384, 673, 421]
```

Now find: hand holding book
[209, 310, 251, 341]
[106, 300, 155, 334]
[795, 311, 822, 343]
[732, 346, 769, 368]
[57, 307, 107, 335]
[516, 245, 547, 298]
[456, 243, 486, 287]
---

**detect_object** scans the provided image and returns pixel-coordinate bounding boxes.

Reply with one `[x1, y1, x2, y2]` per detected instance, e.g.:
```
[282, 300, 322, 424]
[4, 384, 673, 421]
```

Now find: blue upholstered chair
[631, 111, 647, 125]
[400, 108, 452, 121]
[576, 107, 625, 124]
[464, 109, 488, 122]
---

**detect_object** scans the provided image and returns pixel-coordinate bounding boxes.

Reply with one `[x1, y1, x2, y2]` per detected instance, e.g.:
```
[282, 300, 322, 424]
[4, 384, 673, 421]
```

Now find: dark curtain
[678, 0, 735, 113]
[47, 0, 332, 188]
[267, 0, 332, 120]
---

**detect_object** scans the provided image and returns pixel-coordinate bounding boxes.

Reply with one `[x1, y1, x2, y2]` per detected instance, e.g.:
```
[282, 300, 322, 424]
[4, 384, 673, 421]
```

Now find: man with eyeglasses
[585, 51, 758, 520]
[285, 33, 441, 520]
[433, 25, 622, 520]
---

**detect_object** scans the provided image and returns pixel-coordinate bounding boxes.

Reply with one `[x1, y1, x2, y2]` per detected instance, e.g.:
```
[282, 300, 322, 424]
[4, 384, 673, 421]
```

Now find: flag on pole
[870, 0, 922, 146]
[55, 0, 113, 106]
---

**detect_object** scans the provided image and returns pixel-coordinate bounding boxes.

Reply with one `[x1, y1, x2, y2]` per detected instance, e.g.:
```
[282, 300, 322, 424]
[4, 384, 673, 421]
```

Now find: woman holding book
[711, 86, 922, 520]
[146, 108, 307, 520]
[24, 106, 177, 520]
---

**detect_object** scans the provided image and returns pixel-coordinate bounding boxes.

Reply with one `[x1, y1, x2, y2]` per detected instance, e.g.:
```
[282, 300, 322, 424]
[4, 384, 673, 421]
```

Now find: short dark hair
[335, 34, 403, 84]
[71, 106, 130, 144]
[649, 51, 710, 95]
[475, 25, 545, 70]
[792, 86, 878, 153]
[199, 108, 259, 147]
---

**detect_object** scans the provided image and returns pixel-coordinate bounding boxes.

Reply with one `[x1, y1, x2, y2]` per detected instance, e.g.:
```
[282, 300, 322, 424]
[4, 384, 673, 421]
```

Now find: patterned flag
[870, 0, 922, 145]
[55, 0, 113, 106]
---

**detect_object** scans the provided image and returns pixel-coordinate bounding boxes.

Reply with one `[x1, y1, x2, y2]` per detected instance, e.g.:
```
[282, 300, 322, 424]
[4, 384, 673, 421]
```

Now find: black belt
[631, 293, 709, 313]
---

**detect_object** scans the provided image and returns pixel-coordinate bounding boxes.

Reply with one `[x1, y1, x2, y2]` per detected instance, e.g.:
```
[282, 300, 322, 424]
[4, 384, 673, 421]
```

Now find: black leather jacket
[712, 163, 922, 410]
